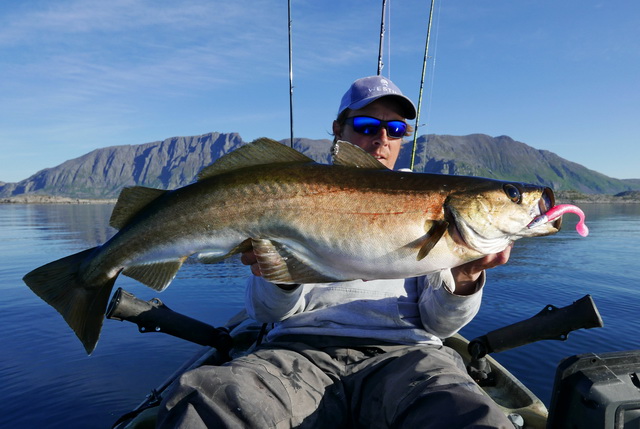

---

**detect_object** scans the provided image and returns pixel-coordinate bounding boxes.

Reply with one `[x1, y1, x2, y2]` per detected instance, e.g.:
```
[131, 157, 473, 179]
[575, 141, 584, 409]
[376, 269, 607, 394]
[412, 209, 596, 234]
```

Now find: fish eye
[503, 184, 522, 203]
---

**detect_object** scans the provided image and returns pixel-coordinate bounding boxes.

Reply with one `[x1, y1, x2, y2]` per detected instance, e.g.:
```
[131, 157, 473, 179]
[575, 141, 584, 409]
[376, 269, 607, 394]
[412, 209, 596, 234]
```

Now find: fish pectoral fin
[110, 186, 168, 230]
[198, 238, 254, 264]
[197, 138, 313, 181]
[331, 140, 389, 170]
[122, 257, 188, 291]
[251, 238, 338, 284]
[417, 221, 449, 261]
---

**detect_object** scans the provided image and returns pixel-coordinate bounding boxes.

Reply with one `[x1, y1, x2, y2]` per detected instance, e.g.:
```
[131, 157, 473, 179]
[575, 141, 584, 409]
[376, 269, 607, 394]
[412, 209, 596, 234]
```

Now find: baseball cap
[338, 76, 417, 119]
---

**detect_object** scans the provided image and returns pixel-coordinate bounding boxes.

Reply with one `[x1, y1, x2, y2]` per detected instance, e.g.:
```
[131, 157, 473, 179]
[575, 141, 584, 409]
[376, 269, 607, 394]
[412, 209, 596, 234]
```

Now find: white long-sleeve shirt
[245, 270, 484, 345]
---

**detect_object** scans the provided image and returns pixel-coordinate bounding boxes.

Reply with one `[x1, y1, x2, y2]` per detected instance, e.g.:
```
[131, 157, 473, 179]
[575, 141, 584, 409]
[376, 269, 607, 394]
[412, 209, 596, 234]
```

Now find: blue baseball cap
[338, 76, 416, 119]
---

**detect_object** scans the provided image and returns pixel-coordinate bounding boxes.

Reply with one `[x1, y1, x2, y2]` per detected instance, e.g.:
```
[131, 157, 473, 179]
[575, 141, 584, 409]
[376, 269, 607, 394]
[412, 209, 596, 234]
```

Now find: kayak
[111, 309, 548, 429]
[110, 291, 640, 429]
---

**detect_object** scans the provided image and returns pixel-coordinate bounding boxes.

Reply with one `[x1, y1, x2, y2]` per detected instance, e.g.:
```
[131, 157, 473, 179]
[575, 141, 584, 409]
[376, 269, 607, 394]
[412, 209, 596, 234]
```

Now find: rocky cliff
[1, 132, 637, 199]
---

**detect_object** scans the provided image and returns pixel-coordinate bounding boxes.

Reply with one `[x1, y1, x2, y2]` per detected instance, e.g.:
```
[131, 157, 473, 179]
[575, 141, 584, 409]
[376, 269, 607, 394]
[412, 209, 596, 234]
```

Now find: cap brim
[348, 94, 417, 120]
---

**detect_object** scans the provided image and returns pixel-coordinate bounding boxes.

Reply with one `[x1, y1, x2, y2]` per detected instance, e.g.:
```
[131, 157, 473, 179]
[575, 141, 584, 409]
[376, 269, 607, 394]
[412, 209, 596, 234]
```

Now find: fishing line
[424, 0, 442, 137]
[410, 0, 436, 171]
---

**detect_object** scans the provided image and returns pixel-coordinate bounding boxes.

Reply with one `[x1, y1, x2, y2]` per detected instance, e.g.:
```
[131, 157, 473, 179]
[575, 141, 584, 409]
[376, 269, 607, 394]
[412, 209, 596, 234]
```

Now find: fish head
[445, 181, 562, 255]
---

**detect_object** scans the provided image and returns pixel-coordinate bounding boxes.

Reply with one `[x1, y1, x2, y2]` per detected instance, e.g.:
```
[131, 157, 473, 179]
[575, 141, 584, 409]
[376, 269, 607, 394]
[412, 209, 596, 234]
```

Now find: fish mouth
[446, 186, 562, 253]
[540, 187, 554, 214]
[537, 187, 562, 230]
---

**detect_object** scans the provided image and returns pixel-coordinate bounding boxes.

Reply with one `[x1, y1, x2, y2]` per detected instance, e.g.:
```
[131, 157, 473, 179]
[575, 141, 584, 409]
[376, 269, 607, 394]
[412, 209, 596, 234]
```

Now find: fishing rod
[410, 0, 436, 171]
[287, 0, 294, 148]
[377, 0, 388, 75]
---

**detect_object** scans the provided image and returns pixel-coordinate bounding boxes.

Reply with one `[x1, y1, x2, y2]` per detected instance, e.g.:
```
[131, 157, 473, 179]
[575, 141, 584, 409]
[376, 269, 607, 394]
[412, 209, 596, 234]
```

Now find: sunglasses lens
[386, 121, 407, 138]
[351, 117, 381, 135]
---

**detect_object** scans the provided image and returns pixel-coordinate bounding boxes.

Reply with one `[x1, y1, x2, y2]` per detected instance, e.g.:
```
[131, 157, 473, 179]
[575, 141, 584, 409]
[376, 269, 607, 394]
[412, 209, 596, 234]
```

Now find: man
[158, 76, 514, 428]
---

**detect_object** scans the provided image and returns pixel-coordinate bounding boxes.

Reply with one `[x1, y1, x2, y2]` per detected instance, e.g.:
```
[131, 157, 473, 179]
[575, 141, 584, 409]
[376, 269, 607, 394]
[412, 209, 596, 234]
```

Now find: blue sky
[1, 0, 638, 183]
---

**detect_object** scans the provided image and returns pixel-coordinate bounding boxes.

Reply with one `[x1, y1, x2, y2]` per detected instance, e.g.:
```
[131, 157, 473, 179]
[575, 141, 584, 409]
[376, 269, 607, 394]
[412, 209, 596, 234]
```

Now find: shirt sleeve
[244, 275, 306, 323]
[418, 269, 485, 339]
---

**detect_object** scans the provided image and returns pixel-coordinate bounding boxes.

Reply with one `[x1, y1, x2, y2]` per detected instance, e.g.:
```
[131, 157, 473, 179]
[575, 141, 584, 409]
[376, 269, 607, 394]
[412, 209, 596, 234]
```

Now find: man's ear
[332, 120, 342, 139]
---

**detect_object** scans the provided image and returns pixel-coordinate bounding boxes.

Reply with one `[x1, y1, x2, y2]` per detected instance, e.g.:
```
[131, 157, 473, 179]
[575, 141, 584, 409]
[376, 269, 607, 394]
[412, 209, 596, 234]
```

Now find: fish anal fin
[251, 238, 338, 284]
[122, 257, 187, 291]
[331, 140, 389, 170]
[197, 138, 313, 181]
[110, 186, 168, 230]
[22, 247, 115, 355]
[417, 221, 449, 261]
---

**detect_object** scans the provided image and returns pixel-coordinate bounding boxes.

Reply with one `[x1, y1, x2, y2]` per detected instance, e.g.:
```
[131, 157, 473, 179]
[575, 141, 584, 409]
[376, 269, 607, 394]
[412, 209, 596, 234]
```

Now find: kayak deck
[445, 335, 548, 428]
[115, 314, 548, 429]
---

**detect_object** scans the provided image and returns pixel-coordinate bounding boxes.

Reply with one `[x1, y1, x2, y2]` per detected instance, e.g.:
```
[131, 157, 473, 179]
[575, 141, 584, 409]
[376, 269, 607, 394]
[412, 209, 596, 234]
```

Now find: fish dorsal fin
[251, 238, 339, 284]
[417, 221, 449, 261]
[331, 140, 389, 169]
[110, 186, 168, 230]
[122, 257, 188, 291]
[197, 138, 313, 181]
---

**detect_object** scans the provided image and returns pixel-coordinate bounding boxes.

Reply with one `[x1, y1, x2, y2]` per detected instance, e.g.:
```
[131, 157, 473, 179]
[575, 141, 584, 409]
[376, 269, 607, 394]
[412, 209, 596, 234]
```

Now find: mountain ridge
[1, 131, 637, 199]
[400, 134, 636, 194]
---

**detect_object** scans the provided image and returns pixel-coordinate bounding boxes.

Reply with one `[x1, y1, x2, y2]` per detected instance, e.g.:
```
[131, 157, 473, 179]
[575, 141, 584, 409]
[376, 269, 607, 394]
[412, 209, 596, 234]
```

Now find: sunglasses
[344, 116, 408, 139]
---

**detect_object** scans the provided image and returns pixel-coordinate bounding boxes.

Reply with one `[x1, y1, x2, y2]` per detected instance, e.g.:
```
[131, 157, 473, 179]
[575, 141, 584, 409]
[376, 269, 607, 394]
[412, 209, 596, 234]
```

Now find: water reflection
[2, 202, 640, 427]
[1, 203, 247, 429]
[19, 203, 117, 246]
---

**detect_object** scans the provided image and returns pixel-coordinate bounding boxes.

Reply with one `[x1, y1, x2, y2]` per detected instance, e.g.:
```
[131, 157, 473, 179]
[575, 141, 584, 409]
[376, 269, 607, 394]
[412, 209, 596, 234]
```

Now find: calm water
[1, 203, 639, 428]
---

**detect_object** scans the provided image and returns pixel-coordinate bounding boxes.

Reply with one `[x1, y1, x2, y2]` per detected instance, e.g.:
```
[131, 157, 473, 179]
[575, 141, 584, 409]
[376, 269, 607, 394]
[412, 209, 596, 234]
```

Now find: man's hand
[240, 249, 262, 276]
[240, 249, 299, 291]
[451, 243, 513, 295]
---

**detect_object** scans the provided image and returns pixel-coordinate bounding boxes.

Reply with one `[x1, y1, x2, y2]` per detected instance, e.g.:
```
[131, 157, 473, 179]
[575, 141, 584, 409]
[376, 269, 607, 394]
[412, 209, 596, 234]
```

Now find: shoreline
[1, 191, 639, 205]
[555, 191, 640, 204]
[0, 195, 116, 204]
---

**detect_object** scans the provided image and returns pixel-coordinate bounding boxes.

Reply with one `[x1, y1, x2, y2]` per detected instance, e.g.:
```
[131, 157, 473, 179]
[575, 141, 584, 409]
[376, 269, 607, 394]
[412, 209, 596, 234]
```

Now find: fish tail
[23, 247, 117, 355]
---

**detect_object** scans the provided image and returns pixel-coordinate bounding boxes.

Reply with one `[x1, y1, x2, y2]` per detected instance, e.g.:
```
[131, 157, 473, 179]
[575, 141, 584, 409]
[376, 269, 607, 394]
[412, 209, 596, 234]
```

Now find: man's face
[333, 98, 406, 169]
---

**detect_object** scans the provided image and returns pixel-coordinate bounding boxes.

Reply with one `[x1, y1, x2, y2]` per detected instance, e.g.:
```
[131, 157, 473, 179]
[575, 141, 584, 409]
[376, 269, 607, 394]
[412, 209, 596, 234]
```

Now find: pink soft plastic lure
[527, 204, 589, 237]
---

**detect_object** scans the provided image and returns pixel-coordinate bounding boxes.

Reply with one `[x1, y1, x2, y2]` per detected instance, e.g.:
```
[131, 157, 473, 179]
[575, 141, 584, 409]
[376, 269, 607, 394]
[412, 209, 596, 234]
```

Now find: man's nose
[372, 127, 391, 146]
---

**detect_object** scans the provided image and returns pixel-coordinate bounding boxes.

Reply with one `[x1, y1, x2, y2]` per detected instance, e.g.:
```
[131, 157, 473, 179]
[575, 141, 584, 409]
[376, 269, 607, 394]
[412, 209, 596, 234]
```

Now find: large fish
[24, 138, 562, 354]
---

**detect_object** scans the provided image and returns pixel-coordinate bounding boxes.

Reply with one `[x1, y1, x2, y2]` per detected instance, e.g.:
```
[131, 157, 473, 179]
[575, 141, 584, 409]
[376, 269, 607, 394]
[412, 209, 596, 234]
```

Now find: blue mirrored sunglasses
[344, 116, 408, 139]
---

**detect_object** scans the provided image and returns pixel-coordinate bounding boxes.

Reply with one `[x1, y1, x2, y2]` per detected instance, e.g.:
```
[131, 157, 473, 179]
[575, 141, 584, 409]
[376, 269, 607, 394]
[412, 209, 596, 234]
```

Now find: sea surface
[1, 202, 639, 428]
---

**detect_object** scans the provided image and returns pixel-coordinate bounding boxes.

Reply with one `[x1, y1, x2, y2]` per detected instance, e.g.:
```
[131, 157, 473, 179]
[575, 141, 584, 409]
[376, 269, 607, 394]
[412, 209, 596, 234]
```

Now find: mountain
[398, 134, 636, 194]
[0, 132, 637, 199]
[0, 133, 244, 199]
